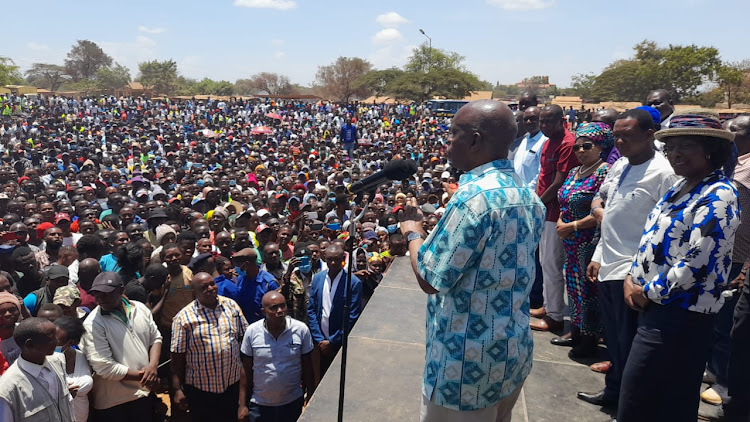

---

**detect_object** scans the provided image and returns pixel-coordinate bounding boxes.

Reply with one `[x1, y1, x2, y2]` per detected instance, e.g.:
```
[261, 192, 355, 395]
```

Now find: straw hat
[655, 111, 734, 142]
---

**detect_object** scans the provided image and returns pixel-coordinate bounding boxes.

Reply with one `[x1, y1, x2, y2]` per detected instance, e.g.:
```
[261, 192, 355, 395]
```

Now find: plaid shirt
[171, 296, 249, 393]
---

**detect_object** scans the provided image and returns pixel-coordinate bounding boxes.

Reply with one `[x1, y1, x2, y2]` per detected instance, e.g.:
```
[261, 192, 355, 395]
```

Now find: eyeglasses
[646, 101, 664, 107]
[572, 143, 595, 152]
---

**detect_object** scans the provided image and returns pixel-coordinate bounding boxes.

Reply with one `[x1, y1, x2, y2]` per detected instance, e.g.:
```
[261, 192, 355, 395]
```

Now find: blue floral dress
[558, 163, 610, 335]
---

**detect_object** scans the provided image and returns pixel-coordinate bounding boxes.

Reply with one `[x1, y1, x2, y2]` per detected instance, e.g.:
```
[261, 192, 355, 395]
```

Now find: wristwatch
[405, 231, 426, 243]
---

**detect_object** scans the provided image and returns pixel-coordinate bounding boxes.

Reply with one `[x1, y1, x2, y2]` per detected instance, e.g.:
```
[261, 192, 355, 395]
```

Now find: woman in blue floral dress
[555, 123, 613, 358]
[619, 113, 740, 422]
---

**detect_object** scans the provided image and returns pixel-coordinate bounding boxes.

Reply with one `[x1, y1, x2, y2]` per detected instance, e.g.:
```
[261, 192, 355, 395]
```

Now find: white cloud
[99, 36, 158, 76]
[486, 0, 554, 10]
[273, 51, 285, 59]
[372, 28, 403, 44]
[271, 39, 284, 46]
[375, 12, 408, 28]
[26, 42, 49, 51]
[138, 26, 167, 34]
[369, 44, 415, 70]
[233, 0, 296, 10]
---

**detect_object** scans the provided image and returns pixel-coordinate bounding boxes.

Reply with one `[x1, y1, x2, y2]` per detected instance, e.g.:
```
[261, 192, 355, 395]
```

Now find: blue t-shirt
[340, 124, 357, 144]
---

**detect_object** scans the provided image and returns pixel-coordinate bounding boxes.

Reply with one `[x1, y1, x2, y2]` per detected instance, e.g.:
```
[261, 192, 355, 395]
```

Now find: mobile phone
[306, 211, 318, 220]
[299, 256, 310, 267]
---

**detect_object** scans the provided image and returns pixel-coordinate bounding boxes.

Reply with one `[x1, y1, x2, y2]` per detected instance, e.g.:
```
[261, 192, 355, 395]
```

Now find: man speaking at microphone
[400, 100, 545, 422]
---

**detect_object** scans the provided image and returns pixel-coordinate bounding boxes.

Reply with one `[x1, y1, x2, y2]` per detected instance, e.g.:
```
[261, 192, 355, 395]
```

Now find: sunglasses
[572, 143, 595, 152]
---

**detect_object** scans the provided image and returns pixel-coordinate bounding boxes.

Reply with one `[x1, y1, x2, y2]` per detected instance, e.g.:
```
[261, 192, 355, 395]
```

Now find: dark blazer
[307, 268, 362, 346]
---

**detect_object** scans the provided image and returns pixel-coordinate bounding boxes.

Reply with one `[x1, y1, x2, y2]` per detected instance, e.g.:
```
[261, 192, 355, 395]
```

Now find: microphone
[347, 159, 418, 194]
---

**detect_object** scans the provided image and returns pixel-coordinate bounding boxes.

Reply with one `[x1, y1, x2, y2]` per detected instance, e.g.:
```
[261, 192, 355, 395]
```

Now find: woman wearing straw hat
[618, 113, 740, 421]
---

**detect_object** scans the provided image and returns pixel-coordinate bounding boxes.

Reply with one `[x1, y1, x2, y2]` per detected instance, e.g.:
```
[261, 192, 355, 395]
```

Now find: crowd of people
[0, 87, 747, 422]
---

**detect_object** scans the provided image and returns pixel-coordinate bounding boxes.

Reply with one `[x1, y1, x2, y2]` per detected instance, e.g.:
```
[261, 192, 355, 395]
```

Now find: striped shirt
[171, 296, 249, 393]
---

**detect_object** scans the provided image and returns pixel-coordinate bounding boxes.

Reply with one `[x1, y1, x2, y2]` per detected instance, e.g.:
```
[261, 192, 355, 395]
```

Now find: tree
[569, 73, 596, 99]
[137, 59, 178, 95]
[315, 57, 373, 102]
[0, 57, 23, 86]
[25, 63, 70, 91]
[193, 78, 234, 96]
[242, 72, 292, 96]
[404, 44, 465, 74]
[355, 68, 405, 98]
[717, 62, 748, 108]
[64, 40, 113, 82]
[95, 62, 131, 91]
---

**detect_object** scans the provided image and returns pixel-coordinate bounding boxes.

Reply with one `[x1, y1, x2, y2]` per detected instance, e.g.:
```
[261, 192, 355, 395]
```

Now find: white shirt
[321, 270, 343, 339]
[50, 350, 93, 422]
[592, 154, 680, 281]
[513, 131, 548, 189]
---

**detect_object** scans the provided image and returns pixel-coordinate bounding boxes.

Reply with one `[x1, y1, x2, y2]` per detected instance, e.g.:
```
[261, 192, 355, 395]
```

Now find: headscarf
[575, 122, 615, 150]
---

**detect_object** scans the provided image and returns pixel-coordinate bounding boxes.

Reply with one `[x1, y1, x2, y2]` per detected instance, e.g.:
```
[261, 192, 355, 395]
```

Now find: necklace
[577, 159, 602, 177]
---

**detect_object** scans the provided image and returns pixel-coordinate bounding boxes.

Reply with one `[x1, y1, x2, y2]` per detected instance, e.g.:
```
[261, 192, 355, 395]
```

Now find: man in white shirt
[0, 317, 74, 422]
[513, 106, 548, 190]
[577, 108, 679, 408]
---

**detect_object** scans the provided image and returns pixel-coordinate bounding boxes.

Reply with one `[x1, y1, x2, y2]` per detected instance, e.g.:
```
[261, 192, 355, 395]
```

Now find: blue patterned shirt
[417, 159, 545, 411]
[631, 171, 740, 313]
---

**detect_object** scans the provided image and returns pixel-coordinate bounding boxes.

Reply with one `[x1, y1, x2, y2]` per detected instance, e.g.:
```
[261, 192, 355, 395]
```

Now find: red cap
[54, 213, 71, 224]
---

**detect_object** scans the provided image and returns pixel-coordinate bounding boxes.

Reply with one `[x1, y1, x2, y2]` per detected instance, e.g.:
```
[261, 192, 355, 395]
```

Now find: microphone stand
[337, 199, 369, 422]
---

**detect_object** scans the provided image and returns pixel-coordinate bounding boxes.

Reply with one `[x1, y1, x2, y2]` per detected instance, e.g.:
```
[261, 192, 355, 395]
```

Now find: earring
[706, 155, 711, 159]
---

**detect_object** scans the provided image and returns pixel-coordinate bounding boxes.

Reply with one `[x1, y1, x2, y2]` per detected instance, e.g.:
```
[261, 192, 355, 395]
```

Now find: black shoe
[577, 390, 617, 407]
[550, 336, 578, 347]
[569, 335, 599, 358]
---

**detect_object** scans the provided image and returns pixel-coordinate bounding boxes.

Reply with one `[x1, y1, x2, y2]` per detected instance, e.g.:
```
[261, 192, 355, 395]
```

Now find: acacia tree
[137, 59, 178, 94]
[64, 40, 113, 82]
[243, 72, 292, 96]
[315, 57, 372, 102]
[26, 63, 70, 91]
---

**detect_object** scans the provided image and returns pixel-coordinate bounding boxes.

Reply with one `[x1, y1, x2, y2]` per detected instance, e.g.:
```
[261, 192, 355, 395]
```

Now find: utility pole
[419, 29, 432, 72]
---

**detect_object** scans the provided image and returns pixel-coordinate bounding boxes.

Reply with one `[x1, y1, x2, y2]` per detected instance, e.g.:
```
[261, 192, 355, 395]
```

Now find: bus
[426, 99, 469, 117]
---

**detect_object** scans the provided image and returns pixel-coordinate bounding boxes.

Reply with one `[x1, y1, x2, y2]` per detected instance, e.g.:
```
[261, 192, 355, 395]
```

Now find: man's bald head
[191, 271, 214, 290]
[78, 258, 101, 291]
[455, 99, 516, 152]
[729, 115, 750, 150]
[518, 92, 538, 111]
[261, 290, 285, 308]
[592, 108, 619, 130]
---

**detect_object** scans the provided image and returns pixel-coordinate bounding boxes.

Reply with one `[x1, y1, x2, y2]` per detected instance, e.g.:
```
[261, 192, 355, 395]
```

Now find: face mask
[235, 265, 246, 279]
[387, 224, 398, 234]
[54, 346, 63, 353]
[299, 263, 312, 274]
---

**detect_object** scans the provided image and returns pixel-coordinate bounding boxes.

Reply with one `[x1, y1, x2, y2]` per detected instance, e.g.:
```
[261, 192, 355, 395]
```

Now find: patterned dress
[558, 163, 610, 335]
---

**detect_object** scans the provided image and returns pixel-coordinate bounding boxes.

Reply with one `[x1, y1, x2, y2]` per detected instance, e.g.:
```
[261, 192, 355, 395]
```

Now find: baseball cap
[53, 285, 80, 307]
[90, 272, 124, 293]
[54, 213, 71, 224]
[256, 224, 272, 233]
[45, 264, 70, 280]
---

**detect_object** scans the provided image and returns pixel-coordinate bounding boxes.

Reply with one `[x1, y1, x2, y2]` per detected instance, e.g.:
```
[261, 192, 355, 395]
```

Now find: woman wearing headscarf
[551, 122, 613, 357]
[618, 113, 740, 422]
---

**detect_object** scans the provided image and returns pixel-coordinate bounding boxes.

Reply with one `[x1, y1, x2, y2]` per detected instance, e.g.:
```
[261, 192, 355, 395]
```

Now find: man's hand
[730, 270, 746, 291]
[173, 388, 189, 412]
[67, 382, 79, 398]
[399, 197, 426, 235]
[318, 340, 333, 357]
[592, 208, 605, 225]
[623, 275, 649, 311]
[140, 363, 159, 389]
[238, 404, 249, 422]
[586, 261, 600, 282]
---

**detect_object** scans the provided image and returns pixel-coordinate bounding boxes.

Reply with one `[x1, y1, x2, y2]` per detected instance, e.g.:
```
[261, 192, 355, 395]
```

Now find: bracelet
[573, 221, 578, 231]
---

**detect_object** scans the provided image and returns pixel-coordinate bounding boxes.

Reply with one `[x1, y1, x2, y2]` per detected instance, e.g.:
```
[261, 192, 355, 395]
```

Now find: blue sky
[6, 0, 750, 88]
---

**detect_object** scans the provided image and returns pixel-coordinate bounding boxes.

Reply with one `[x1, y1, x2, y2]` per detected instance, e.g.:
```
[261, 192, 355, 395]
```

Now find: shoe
[698, 405, 725, 421]
[704, 370, 717, 385]
[530, 316, 564, 332]
[530, 307, 547, 319]
[550, 336, 577, 347]
[576, 390, 617, 407]
[589, 361, 611, 374]
[569, 335, 598, 359]
[701, 387, 723, 406]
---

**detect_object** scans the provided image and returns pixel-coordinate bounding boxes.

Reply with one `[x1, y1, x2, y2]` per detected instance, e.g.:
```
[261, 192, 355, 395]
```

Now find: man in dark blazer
[307, 243, 362, 376]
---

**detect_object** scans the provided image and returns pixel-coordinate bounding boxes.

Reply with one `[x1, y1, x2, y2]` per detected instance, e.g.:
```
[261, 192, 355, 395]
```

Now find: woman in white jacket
[51, 316, 93, 422]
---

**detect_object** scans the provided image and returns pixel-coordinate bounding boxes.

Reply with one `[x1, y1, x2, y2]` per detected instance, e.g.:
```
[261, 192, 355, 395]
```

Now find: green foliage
[0, 57, 23, 86]
[717, 62, 747, 108]
[315, 57, 373, 102]
[95, 62, 131, 91]
[65, 40, 113, 82]
[578, 40, 722, 102]
[137, 59, 178, 95]
[25, 63, 70, 91]
[193, 78, 234, 96]
[404, 44, 465, 73]
[355, 68, 405, 97]
[243, 72, 292, 96]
